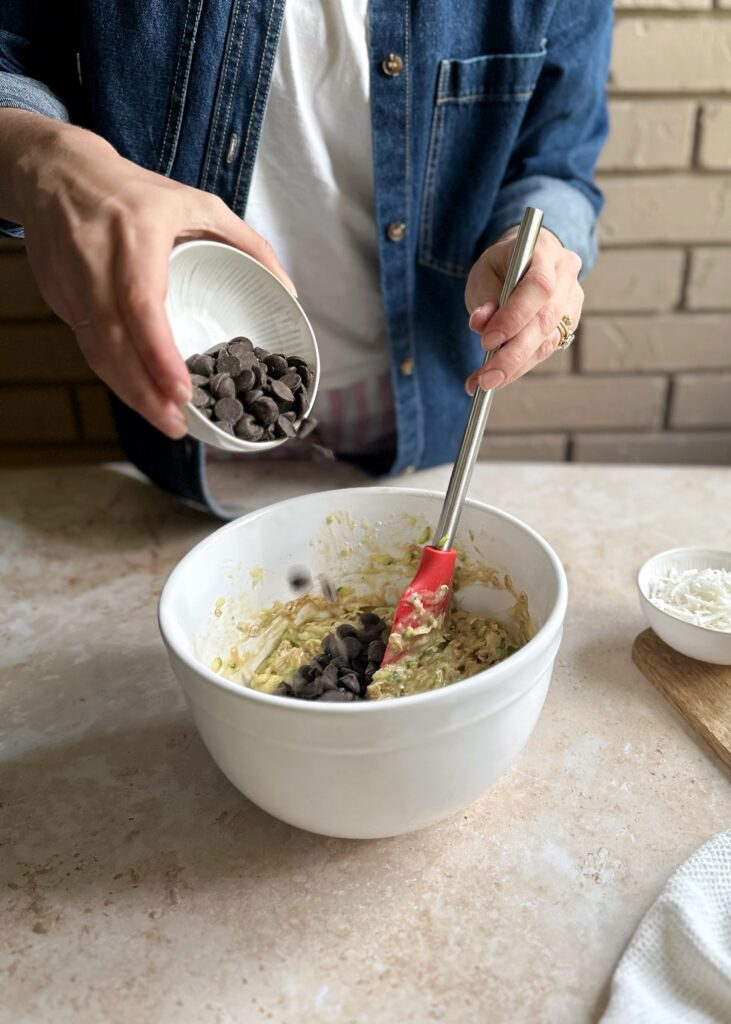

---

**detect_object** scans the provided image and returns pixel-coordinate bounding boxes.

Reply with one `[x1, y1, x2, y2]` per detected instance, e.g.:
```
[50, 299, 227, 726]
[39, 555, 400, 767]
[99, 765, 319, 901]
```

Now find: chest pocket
[417, 49, 546, 278]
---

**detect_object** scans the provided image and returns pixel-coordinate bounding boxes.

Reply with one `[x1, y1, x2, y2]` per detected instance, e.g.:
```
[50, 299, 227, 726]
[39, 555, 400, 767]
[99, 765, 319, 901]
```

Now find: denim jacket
[0, 1, 611, 517]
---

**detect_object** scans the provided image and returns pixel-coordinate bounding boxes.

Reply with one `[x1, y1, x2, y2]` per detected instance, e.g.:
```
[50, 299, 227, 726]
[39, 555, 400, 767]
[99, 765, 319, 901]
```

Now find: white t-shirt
[245, 0, 391, 400]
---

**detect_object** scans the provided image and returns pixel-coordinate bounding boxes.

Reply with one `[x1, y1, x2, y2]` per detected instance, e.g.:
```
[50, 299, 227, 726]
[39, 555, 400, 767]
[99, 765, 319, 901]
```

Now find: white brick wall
[599, 101, 696, 170]
[698, 104, 731, 170]
[687, 249, 731, 310]
[611, 19, 731, 91]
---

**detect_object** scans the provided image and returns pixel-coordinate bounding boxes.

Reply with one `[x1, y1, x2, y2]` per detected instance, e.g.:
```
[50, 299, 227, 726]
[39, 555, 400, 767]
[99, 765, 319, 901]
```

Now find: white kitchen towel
[601, 829, 731, 1023]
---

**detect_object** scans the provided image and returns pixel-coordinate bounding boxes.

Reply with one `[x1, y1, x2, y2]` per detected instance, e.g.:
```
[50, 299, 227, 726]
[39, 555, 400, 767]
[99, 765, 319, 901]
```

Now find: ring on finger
[556, 314, 575, 351]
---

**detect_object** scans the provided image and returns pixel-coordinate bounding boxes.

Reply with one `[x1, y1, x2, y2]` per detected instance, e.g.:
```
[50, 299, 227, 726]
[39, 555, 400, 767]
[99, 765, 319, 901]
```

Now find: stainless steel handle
[432, 206, 544, 549]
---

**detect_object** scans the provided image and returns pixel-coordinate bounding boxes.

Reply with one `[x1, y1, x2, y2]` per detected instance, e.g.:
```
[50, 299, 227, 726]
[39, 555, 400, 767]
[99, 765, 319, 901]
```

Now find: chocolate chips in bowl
[186, 336, 318, 445]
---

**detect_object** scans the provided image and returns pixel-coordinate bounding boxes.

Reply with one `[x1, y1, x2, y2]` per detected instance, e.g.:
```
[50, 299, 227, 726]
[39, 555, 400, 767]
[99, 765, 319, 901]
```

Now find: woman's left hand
[463, 226, 583, 396]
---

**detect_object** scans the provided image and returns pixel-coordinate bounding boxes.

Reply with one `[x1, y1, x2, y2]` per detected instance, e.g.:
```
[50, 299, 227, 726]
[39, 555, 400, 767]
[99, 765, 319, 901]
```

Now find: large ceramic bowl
[158, 488, 568, 838]
[166, 240, 320, 453]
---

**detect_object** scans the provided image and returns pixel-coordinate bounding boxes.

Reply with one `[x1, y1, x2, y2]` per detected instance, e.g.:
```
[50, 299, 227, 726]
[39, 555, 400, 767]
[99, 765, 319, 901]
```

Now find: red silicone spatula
[381, 207, 544, 667]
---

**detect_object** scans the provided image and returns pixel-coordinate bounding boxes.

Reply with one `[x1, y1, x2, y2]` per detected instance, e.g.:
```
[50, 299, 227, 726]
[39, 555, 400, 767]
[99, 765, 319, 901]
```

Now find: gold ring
[556, 314, 575, 350]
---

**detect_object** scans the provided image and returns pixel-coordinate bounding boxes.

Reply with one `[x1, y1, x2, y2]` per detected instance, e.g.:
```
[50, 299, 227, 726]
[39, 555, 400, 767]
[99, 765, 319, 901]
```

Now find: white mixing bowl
[158, 488, 567, 838]
[166, 240, 320, 453]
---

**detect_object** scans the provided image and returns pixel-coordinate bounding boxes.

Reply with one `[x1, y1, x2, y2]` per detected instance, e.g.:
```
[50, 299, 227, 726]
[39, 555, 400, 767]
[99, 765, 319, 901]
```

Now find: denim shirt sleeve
[0, 0, 73, 237]
[484, 0, 612, 275]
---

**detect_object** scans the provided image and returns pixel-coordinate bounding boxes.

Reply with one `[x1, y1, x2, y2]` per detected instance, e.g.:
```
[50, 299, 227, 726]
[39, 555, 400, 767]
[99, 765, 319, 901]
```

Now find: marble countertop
[2, 459, 731, 1024]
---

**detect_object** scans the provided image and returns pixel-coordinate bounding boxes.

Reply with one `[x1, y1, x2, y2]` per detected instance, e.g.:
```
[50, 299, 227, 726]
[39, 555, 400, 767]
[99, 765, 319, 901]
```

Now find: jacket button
[387, 221, 406, 242]
[399, 357, 414, 376]
[381, 53, 404, 77]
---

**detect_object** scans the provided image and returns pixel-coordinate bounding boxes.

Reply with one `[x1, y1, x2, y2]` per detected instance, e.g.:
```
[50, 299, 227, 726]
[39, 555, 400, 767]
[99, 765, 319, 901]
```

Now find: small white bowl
[165, 240, 320, 452]
[637, 547, 731, 665]
[158, 487, 568, 838]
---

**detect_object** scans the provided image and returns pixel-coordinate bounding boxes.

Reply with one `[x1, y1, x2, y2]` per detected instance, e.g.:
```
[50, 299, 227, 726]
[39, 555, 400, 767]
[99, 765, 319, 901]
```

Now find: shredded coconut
[648, 567, 731, 633]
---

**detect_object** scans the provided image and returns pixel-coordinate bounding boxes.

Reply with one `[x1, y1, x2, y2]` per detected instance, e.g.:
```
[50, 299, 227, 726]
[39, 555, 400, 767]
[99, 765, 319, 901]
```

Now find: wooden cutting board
[633, 628, 731, 771]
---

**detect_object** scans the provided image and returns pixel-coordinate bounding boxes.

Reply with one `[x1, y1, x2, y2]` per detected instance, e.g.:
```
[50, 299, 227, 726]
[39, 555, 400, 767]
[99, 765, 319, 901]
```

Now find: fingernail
[469, 307, 488, 332]
[482, 331, 505, 350]
[174, 380, 192, 405]
[478, 369, 505, 392]
[169, 409, 188, 438]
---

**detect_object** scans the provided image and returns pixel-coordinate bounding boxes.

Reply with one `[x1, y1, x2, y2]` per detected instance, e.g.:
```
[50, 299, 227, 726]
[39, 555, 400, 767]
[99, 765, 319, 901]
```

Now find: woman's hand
[463, 226, 583, 396]
[4, 111, 294, 438]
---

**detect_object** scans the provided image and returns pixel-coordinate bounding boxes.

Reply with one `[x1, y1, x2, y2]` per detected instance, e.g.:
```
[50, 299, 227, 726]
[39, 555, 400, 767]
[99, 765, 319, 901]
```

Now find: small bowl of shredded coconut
[638, 548, 731, 664]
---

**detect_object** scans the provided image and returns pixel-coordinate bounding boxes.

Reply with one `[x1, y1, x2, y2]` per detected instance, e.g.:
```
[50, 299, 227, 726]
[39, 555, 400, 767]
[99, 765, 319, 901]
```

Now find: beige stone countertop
[2, 460, 731, 1024]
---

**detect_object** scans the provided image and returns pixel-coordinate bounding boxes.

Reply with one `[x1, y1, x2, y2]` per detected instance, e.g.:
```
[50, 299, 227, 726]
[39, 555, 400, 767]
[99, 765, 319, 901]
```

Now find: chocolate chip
[243, 389, 264, 409]
[321, 662, 340, 690]
[210, 372, 236, 399]
[300, 365, 315, 390]
[191, 386, 210, 408]
[282, 411, 297, 423]
[214, 397, 244, 424]
[201, 408, 213, 419]
[269, 379, 295, 406]
[216, 352, 244, 376]
[235, 368, 256, 394]
[189, 373, 209, 388]
[187, 353, 215, 376]
[296, 416, 318, 439]
[294, 390, 309, 418]
[216, 421, 235, 435]
[339, 672, 361, 695]
[280, 371, 303, 392]
[287, 568, 311, 591]
[275, 682, 293, 697]
[274, 415, 297, 439]
[254, 347, 268, 359]
[234, 414, 265, 441]
[335, 623, 359, 640]
[287, 356, 309, 371]
[367, 640, 386, 664]
[301, 676, 325, 700]
[228, 338, 254, 358]
[249, 397, 279, 426]
[263, 354, 289, 378]
[251, 364, 266, 388]
[317, 689, 356, 703]
[359, 613, 383, 628]
[334, 634, 362, 663]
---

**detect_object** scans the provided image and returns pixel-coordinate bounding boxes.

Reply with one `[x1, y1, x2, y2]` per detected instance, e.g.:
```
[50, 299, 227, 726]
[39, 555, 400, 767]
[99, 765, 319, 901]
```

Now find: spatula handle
[432, 207, 544, 549]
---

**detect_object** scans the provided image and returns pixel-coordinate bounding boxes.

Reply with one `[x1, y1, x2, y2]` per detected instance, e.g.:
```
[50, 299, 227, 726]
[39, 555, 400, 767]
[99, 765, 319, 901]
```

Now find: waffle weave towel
[602, 830, 731, 1023]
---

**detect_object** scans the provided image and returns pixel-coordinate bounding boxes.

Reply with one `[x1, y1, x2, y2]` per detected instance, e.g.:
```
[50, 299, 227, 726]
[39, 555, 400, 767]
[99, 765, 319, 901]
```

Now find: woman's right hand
[6, 111, 295, 438]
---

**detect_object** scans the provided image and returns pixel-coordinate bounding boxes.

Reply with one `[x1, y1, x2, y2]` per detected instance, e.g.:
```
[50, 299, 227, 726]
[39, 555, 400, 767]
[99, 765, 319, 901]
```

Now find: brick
[583, 248, 684, 312]
[0, 386, 77, 442]
[479, 433, 567, 462]
[687, 248, 731, 310]
[599, 176, 731, 244]
[698, 103, 731, 170]
[580, 315, 731, 372]
[0, 252, 51, 319]
[573, 430, 731, 465]
[530, 345, 573, 375]
[615, 0, 711, 7]
[611, 19, 731, 92]
[0, 321, 95, 382]
[600, 101, 696, 171]
[489, 374, 668, 431]
[0, 444, 123, 468]
[670, 372, 731, 427]
[76, 384, 116, 441]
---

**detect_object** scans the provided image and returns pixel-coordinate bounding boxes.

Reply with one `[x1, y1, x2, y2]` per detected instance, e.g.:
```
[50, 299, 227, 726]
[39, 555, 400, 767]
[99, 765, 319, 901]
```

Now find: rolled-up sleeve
[484, 0, 612, 275]
[0, 2, 75, 235]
